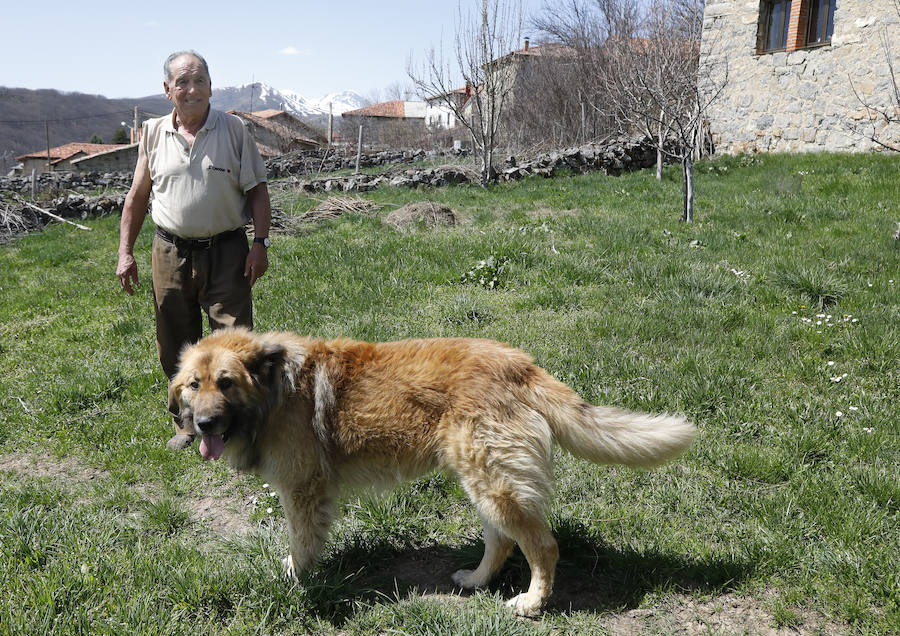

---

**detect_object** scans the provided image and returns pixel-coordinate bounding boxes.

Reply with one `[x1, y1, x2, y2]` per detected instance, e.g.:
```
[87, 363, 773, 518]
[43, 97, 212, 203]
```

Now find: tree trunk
[656, 120, 664, 181]
[681, 155, 694, 223]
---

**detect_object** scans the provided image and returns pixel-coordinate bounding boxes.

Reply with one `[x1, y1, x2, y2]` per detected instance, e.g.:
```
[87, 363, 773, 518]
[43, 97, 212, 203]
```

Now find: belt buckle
[192, 237, 213, 250]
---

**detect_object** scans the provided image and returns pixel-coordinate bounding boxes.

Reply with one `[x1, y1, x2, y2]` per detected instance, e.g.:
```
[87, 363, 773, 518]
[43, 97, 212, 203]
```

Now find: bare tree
[532, 0, 665, 166]
[850, 0, 900, 152]
[409, 0, 524, 187]
[383, 81, 418, 102]
[598, 0, 726, 222]
[501, 46, 596, 150]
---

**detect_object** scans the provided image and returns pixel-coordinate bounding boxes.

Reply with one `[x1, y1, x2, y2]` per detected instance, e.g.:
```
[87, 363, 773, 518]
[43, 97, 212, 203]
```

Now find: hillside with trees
[0, 88, 174, 173]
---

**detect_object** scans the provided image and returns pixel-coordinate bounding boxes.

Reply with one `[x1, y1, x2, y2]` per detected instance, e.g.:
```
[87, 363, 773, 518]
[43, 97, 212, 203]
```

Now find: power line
[0, 109, 161, 125]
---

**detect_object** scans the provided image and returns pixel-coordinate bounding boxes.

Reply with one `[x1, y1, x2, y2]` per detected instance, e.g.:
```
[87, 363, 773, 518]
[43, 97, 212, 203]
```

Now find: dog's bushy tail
[522, 371, 696, 468]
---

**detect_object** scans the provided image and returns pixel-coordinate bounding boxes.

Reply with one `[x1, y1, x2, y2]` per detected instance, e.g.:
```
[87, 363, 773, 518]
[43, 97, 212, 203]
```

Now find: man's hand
[117, 145, 150, 296]
[244, 243, 268, 286]
[117, 252, 139, 295]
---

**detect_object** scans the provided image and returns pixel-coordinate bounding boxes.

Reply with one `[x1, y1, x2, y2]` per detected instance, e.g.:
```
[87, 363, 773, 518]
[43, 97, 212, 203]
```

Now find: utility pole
[328, 102, 333, 145]
[133, 106, 140, 143]
[45, 121, 51, 173]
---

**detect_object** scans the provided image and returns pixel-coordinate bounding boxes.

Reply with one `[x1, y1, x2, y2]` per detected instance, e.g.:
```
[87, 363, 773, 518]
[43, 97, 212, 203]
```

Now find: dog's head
[168, 328, 287, 462]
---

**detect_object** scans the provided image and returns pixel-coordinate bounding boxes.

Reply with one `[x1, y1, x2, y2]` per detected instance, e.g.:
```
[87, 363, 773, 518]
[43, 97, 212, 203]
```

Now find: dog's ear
[246, 342, 287, 391]
[167, 378, 195, 434]
[167, 380, 181, 418]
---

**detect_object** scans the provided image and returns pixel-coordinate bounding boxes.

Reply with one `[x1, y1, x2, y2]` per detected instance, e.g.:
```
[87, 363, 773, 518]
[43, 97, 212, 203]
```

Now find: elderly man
[116, 50, 271, 450]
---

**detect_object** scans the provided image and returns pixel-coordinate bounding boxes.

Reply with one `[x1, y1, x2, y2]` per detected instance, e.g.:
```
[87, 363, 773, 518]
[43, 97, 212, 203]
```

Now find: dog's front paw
[452, 568, 488, 589]
[166, 433, 194, 450]
[282, 554, 298, 580]
[505, 592, 543, 617]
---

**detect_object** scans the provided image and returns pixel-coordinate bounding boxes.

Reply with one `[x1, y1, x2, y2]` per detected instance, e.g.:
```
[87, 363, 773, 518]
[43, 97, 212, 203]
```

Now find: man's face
[164, 55, 212, 120]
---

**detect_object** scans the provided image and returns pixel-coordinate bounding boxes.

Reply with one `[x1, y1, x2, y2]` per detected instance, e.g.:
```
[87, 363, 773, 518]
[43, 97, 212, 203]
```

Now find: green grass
[1, 152, 898, 634]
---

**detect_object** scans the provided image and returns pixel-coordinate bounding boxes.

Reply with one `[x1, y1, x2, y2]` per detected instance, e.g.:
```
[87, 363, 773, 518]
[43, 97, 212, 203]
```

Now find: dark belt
[155, 227, 244, 250]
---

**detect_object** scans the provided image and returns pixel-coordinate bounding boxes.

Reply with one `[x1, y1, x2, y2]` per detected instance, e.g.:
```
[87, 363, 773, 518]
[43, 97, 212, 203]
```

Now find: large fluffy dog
[169, 327, 696, 616]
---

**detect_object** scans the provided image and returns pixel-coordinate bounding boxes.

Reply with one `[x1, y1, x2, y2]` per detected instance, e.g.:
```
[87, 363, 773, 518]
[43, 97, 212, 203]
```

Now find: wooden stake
[17, 198, 92, 231]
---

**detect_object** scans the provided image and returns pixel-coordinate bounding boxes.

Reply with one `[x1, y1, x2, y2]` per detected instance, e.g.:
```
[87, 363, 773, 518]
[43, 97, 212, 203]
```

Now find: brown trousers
[152, 228, 253, 435]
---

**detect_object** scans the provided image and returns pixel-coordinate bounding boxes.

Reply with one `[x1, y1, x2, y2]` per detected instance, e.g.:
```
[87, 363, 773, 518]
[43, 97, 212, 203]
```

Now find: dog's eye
[218, 377, 233, 391]
[189, 380, 200, 391]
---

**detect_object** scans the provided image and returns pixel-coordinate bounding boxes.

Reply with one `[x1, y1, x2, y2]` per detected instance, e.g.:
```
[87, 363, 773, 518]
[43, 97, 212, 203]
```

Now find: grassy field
[0, 152, 898, 635]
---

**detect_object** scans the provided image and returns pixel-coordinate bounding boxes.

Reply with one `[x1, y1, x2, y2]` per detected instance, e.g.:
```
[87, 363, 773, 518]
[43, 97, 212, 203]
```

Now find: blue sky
[3, 0, 546, 100]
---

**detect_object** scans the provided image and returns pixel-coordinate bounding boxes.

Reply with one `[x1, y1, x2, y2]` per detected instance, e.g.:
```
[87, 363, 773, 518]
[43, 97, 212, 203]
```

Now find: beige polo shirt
[142, 108, 267, 238]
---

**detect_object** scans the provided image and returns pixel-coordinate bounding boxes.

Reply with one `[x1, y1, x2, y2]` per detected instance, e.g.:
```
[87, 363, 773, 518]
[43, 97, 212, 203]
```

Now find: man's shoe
[166, 433, 195, 450]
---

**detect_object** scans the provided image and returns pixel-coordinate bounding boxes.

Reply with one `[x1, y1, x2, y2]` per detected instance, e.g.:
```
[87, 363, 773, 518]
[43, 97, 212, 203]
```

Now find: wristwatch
[253, 236, 270, 248]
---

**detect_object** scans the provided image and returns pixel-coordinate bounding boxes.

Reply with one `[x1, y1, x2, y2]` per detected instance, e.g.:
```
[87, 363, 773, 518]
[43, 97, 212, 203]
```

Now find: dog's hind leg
[500, 514, 558, 617]
[452, 513, 515, 589]
[460, 485, 559, 616]
[450, 406, 558, 616]
[279, 479, 335, 578]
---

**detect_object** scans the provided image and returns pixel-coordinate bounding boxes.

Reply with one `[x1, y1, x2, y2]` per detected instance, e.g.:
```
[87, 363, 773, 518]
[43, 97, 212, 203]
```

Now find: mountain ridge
[1, 84, 367, 173]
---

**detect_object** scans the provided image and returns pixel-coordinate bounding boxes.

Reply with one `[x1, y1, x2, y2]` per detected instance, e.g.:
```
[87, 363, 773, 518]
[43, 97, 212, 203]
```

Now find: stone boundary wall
[701, 0, 900, 153]
[1, 137, 657, 197]
[276, 137, 658, 194]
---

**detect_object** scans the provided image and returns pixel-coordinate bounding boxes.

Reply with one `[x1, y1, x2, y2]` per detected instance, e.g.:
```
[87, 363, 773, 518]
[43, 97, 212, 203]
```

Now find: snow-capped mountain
[307, 91, 370, 116]
[210, 83, 366, 118]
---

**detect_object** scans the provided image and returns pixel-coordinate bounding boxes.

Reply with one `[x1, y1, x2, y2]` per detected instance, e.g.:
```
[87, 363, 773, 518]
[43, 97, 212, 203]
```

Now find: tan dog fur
[169, 327, 696, 616]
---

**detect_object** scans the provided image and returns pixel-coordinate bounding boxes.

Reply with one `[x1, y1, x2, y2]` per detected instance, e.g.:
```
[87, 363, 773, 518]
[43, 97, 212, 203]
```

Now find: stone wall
[285, 137, 658, 193]
[71, 145, 139, 173]
[700, 0, 900, 153]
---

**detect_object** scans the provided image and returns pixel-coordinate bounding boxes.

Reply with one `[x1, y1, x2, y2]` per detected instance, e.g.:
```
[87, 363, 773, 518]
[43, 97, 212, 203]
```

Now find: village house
[14, 142, 132, 175]
[228, 109, 325, 157]
[70, 144, 139, 173]
[340, 100, 428, 145]
[425, 88, 468, 130]
[700, 0, 900, 153]
[485, 38, 576, 102]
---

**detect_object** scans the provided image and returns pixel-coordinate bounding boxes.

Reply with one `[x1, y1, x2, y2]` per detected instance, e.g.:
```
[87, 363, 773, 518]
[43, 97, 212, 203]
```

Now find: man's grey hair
[164, 50, 211, 82]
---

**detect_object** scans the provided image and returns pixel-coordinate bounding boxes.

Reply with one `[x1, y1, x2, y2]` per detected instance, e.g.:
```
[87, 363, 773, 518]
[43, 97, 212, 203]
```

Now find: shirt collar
[163, 107, 219, 133]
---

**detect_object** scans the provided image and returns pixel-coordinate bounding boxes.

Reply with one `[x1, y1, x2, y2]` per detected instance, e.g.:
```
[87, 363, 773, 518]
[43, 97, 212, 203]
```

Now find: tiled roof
[70, 143, 139, 164]
[342, 100, 407, 118]
[515, 43, 575, 57]
[426, 87, 469, 102]
[490, 42, 576, 67]
[251, 109, 286, 119]
[16, 142, 126, 163]
[229, 110, 321, 153]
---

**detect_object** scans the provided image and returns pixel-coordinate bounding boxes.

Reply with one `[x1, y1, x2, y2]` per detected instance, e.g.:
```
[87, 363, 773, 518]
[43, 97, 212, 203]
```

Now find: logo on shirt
[208, 165, 232, 174]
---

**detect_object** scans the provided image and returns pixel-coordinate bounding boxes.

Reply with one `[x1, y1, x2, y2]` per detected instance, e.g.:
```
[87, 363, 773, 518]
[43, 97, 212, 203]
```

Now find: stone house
[485, 39, 576, 100]
[700, 0, 900, 153]
[229, 109, 324, 157]
[70, 144, 139, 173]
[340, 101, 427, 145]
[15, 142, 130, 174]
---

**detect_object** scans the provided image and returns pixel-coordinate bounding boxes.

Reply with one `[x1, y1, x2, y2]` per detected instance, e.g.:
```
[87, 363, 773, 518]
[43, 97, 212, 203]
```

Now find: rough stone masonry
[700, 0, 900, 153]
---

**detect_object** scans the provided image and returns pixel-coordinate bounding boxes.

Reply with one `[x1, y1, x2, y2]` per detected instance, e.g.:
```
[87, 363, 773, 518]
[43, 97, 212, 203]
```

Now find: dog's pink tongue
[199, 434, 225, 461]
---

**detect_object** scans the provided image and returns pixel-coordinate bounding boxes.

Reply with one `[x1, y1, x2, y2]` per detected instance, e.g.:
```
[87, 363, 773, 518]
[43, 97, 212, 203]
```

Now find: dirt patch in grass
[598, 592, 848, 636]
[0, 451, 254, 536]
[0, 451, 109, 483]
[186, 488, 256, 536]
